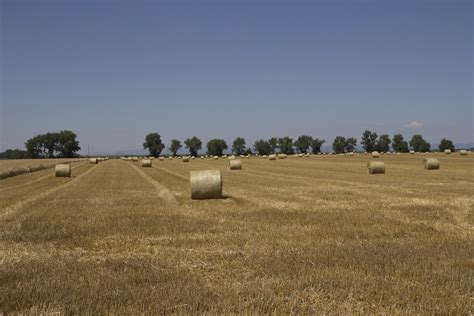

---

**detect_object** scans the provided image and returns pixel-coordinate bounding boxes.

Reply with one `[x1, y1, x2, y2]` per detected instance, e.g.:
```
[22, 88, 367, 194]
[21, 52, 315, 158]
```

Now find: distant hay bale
[367, 161, 385, 174]
[213, 156, 219, 160]
[444, 149, 451, 154]
[459, 150, 468, 156]
[141, 159, 152, 167]
[229, 159, 242, 170]
[169, 157, 173, 160]
[298, 153, 304, 158]
[132, 157, 138, 162]
[304, 153, 310, 157]
[262, 155, 267, 158]
[200, 156, 204, 159]
[372, 151, 380, 158]
[269, 154, 277, 160]
[347, 152, 354, 156]
[190, 170, 222, 200]
[228, 155, 235, 160]
[55, 164, 71, 177]
[278, 154, 287, 159]
[89, 158, 98, 164]
[191, 156, 195, 160]
[410, 150, 415, 154]
[182, 157, 190, 162]
[423, 158, 439, 170]
[159, 157, 165, 161]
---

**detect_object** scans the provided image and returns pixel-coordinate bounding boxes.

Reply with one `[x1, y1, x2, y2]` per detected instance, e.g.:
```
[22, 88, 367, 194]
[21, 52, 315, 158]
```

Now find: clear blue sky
[1, 0, 472, 154]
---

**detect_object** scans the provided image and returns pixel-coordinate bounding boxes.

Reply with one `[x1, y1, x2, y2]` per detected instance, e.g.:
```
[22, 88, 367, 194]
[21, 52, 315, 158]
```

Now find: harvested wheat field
[0, 154, 473, 314]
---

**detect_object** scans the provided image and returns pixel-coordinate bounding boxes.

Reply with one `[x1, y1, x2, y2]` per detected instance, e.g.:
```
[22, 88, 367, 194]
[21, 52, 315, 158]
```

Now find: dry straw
[459, 150, 467, 156]
[55, 164, 71, 177]
[269, 154, 277, 160]
[229, 159, 242, 170]
[410, 150, 415, 154]
[190, 170, 222, 200]
[372, 151, 380, 158]
[89, 158, 98, 164]
[423, 158, 439, 170]
[141, 159, 152, 167]
[213, 156, 219, 160]
[444, 149, 451, 154]
[159, 157, 165, 161]
[367, 161, 385, 174]
[182, 157, 190, 162]
[278, 154, 287, 159]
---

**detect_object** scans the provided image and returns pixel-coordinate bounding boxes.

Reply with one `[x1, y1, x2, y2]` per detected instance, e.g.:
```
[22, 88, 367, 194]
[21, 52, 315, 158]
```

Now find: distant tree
[0, 149, 29, 159]
[232, 137, 246, 155]
[253, 139, 272, 155]
[278, 137, 294, 155]
[439, 138, 455, 152]
[57, 130, 81, 158]
[311, 138, 326, 154]
[268, 137, 279, 153]
[410, 134, 430, 152]
[207, 139, 228, 156]
[376, 134, 391, 153]
[243, 148, 253, 155]
[392, 134, 409, 153]
[184, 136, 202, 156]
[361, 130, 378, 153]
[43, 133, 59, 158]
[345, 137, 357, 152]
[143, 133, 165, 157]
[169, 139, 182, 156]
[332, 136, 347, 154]
[294, 135, 313, 153]
[25, 135, 44, 158]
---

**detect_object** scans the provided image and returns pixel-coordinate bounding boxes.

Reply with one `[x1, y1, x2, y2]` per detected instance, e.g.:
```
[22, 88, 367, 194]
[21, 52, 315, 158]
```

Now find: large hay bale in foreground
[269, 154, 277, 160]
[459, 150, 468, 156]
[423, 158, 439, 170]
[182, 157, 190, 162]
[372, 151, 380, 158]
[89, 158, 98, 164]
[367, 161, 385, 174]
[229, 159, 242, 170]
[444, 149, 451, 154]
[55, 164, 71, 177]
[141, 159, 152, 167]
[190, 170, 222, 200]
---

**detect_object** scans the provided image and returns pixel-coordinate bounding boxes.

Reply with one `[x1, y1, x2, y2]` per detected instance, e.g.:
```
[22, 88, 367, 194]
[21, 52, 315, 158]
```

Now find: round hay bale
[182, 157, 190, 162]
[89, 158, 98, 164]
[409, 150, 415, 154]
[55, 164, 71, 177]
[347, 152, 354, 156]
[423, 158, 439, 170]
[169, 157, 173, 160]
[191, 156, 195, 160]
[269, 154, 277, 160]
[367, 161, 385, 174]
[229, 159, 242, 170]
[372, 151, 380, 158]
[132, 157, 138, 162]
[190, 170, 222, 200]
[459, 150, 467, 156]
[228, 155, 235, 160]
[200, 156, 204, 159]
[159, 157, 165, 161]
[444, 149, 451, 154]
[141, 159, 152, 167]
[262, 155, 267, 158]
[278, 154, 287, 159]
[213, 156, 219, 160]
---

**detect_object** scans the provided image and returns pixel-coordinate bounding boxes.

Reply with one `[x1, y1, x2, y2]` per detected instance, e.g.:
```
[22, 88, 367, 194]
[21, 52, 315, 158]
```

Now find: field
[0, 154, 472, 314]
[0, 158, 86, 180]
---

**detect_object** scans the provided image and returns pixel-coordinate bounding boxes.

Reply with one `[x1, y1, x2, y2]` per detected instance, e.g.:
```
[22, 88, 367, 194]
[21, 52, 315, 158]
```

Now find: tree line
[142, 130, 458, 157]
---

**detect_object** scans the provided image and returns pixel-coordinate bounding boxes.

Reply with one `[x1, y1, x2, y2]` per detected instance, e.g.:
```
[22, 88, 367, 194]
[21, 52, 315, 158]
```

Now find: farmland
[0, 154, 472, 314]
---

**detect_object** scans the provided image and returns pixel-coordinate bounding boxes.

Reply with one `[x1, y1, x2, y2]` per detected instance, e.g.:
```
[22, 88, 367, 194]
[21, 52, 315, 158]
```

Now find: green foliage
[253, 139, 272, 155]
[24, 130, 80, 158]
[184, 136, 202, 156]
[409, 134, 430, 152]
[278, 137, 294, 155]
[268, 138, 279, 154]
[57, 130, 81, 158]
[345, 137, 357, 153]
[392, 134, 409, 153]
[376, 134, 391, 152]
[361, 130, 378, 152]
[294, 135, 313, 153]
[143, 133, 165, 157]
[207, 139, 228, 156]
[232, 137, 246, 155]
[332, 136, 347, 154]
[311, 138, 326, 154]
[439, 138, 455, 152]
[0, 149, 29, 159]
[169, 139, 182, 156]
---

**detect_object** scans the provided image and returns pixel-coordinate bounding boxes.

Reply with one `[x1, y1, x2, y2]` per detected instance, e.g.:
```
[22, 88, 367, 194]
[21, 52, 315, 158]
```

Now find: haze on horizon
[1, 0, 472, 154]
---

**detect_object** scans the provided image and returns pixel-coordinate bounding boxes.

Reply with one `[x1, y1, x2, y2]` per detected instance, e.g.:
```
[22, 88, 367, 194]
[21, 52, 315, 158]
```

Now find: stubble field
[0, 154, 472, 314]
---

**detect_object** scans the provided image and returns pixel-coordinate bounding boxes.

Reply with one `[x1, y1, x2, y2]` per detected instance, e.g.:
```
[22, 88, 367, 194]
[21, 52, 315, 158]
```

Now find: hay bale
[269, 154, 277, 160]
[169, 157, 173, 160]
[278, 154, 287, 159]
[159, 157, 165, 161]
[182, 157, 190, 162]
[367, 161, 385, 174]
[262, 155, 267, 158]
[55, 164, 71, 177]
[141, 159, 152, 167]
[191, 156, 195, 160]
[132, 157, 138, 162]
[347, 152, 354, 156]
[201, 156, 204, 159]
[89, 158, 98, 164]
[459, 150, 468, 156]
[423, 158, 439, 170]
[213, 156, 219, 160]
[372, 151, 380, 158]
[409, 150, 415, 154]
[444, 149, 451, 154]
[190, 170, 222, 200]
[228, 155, 235, 160]
[229, 159, 242, 170]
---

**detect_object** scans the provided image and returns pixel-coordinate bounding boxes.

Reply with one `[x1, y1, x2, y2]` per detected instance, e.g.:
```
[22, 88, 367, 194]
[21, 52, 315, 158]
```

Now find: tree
[332, 136, 347, 154]
[294, 135, 313, 153]
[376, 134, 391, 153]
[361, 130, 378, 153]
[232, 137, 246, 155]
[25, 135, 44, 158]
[439, 138, 455, 152]
[43, 133, 59, 158]
[57, 130, 80, 158]
[0, 149, 29, 159]
[345, 137, 357, 152]
[278, 137, 294, 155]
[169, 139, 182, 156]
[268, 137, 279, 153]
[207, 139, 228, 156]
[311, 138, 326, 154]
[184, 136, 202, 156]
[392, 134, 409, 153]
[410, 134, 430, 152]
[143, 133, 165, 157]
[253, 139, 272, 155]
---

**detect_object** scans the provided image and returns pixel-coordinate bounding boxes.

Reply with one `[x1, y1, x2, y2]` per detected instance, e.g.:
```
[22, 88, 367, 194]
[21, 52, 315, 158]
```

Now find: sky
[1, 0, 472, 154]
